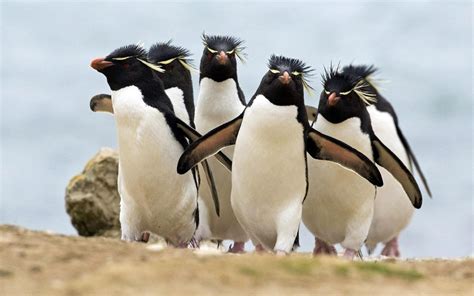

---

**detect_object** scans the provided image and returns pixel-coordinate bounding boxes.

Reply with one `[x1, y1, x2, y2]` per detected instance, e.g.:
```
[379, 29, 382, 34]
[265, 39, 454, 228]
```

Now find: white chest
[233, 95, 307, 206]
[195, 78, 245, 133]
[111, 86, 185, 195]
[314, 116, 373, 159]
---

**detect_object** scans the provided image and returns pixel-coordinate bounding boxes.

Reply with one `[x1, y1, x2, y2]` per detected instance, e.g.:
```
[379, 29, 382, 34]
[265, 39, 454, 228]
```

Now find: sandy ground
[0, 225, 472, 295]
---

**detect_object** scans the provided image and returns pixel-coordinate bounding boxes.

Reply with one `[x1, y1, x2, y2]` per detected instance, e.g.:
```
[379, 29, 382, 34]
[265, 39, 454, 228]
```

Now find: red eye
[123, 63, 129, 69]
[207, 52, 213, 60]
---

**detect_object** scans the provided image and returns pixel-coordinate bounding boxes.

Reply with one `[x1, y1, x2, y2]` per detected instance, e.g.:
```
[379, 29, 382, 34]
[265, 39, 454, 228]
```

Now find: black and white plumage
[90, 44, 229, 245]
[303, 64, 422, 258]
[148, 41, 196, 125]
[341, 64, 431, 256]
[177, 55, 383, 254]
[194, 34, 248, 251]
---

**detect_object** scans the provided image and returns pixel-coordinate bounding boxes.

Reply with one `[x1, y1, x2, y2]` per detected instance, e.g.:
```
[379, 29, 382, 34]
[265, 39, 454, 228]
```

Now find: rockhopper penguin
[177, 55, 383, 254]
[193, 34, 248, 252]
[90, 44, 229, 245]
[341, 65, 431, 257]
[303, 65, 423, 259]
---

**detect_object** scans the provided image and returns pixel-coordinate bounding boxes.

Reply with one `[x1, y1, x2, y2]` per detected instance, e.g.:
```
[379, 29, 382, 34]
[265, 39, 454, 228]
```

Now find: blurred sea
[1, 1, 472, 258]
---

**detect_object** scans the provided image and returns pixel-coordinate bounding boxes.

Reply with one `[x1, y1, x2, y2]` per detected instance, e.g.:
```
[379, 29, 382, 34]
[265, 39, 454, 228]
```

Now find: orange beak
[216, 51, 229, 65]
[90, 57, 113, 71]
[279, 71, 291, 85]
[328, 92, 340, 106]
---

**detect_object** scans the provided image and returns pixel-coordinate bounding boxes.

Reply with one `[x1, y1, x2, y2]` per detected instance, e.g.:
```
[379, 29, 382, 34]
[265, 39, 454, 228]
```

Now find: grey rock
[65, 148, 121, 237]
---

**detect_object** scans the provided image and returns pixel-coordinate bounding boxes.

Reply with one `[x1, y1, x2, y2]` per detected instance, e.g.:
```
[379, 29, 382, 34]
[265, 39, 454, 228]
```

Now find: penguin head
[148, 41, 194, 88]
[319, 64, 377, 120]
[91, 44, 164, 91]
[256, 55, 313, 106]
[199, 34, 245, 82]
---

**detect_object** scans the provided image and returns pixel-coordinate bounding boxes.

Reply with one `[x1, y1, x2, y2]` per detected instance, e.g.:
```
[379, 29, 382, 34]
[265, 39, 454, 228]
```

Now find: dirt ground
[0, 225, 472, 295]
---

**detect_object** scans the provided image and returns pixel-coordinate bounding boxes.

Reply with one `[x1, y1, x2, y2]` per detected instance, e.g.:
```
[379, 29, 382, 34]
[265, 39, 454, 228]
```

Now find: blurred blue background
[1, 1, 472, 258]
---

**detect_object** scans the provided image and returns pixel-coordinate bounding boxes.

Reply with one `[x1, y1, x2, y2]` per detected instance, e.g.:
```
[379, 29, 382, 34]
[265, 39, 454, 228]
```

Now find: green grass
[238, 266, 261, 277]
[355, 262, 423, 281]
[278, 259, 315, 276]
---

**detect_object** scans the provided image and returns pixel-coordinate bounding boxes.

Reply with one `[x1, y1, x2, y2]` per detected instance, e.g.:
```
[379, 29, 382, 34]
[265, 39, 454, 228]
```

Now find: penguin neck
[196, 77, 245, 129]
[318, 101, 372, 135]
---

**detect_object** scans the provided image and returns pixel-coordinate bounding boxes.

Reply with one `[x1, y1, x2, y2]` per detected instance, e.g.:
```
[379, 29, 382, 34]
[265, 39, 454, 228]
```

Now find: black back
[199, 34, 246, 105]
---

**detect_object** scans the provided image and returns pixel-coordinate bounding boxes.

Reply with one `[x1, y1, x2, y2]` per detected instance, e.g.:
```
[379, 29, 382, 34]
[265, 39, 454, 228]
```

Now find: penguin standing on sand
[341, 65, 431, 257]
[193, 34, 248, 252]
[90, 44, 229, 245]
[303, 65, 423, 259]
[89, 42, 223, 219]
[177, 55, 383, 254]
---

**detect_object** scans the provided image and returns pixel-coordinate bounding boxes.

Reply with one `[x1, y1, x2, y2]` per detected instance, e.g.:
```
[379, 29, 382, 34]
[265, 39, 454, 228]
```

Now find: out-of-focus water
[1, 1, 472, 258]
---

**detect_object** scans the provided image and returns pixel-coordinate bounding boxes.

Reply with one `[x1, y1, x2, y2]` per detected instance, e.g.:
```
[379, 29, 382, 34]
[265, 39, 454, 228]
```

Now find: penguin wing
[371, 135, 422, 208]
[305, 105, 318, 124]
[177, 113, 244, 175]
[200, 159, 220, 217]
[90, 94, 113, 113]
[396, 125, 432, 197]
[306, 128, 383, 186]
[175, 118, 232, 171]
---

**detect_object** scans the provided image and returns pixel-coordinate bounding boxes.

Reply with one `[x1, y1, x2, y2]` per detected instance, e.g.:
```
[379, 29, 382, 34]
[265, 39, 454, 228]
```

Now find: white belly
[112, 86, 197, 245]
[365, 105, 414, 250]
[231, 96, 306, 251]
[303, 116, 375, 250]
[194, 78, 248, 242]
[165, 87, 190, 125]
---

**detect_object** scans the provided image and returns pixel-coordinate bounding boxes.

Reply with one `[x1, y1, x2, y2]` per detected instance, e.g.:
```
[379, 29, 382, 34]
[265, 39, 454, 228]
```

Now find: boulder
[65, 148, 121, 237]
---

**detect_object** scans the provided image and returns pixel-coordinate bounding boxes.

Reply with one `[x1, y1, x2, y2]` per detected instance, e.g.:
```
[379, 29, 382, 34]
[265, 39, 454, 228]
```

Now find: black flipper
[175, 117, 232, 171]
[396, 125, 432, 197]
[305, 105, 318, 124]
[306, 128, 383, 187]
[177, 113, 244, 175]
[90, 94, 113, 113]
[371, 134, 422, 208]
[201, 159, 220, 216]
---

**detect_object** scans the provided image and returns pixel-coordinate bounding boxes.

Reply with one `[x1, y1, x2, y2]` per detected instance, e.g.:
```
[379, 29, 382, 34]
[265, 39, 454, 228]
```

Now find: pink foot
[255, 244, 265, 253]
[140, 231, 150, 243]
[381, 237, 400, 257]
[343, 248, 357, 259]
[228, 241, 245, 253]
[313, 237, 337, 256]
[188, 237, 200, 249]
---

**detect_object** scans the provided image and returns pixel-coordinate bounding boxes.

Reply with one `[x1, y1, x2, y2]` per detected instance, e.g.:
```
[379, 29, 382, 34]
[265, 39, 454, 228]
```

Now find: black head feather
[268, 55, 314, 93]
[105, 44, 147, 61]
[268, 55, 313, 76]
[148, 41, 192, 64]
[342, 64, 377, 80]
[321, 63, 377, 105]
[201, 33, 245, 53]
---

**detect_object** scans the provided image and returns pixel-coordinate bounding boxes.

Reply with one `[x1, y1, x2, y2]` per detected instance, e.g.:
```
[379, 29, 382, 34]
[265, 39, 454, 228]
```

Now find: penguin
[90, 44, 230, 245]
[193, 34, 249, 252]
[302, 65, 423, 259]
[176, 55, 384, 254]
[340, 64, 431, 257]
[89, 41, 224, 217]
